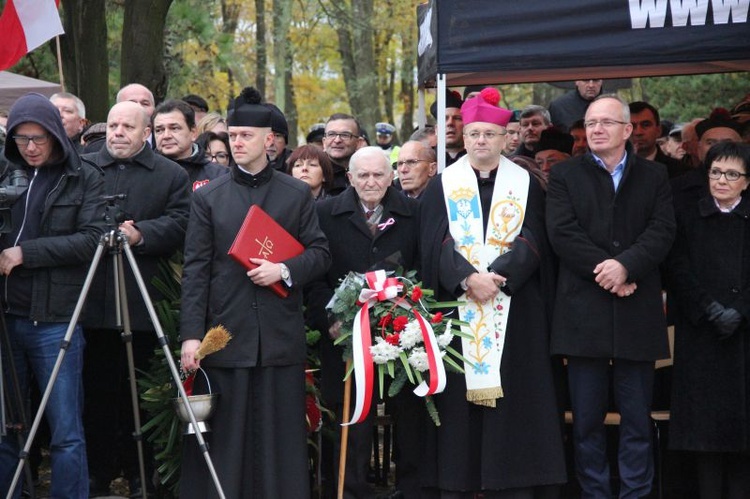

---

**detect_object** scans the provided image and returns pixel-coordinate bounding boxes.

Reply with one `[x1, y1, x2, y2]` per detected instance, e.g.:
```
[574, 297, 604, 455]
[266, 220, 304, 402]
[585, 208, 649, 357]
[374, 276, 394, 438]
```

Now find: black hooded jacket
[1, 93, 106, 321]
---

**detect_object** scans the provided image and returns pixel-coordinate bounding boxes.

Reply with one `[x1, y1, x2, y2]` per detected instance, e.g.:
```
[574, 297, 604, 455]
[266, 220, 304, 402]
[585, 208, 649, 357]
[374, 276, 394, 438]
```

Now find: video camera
[102, 193, 129, 229]
[0, 169, 29, 233]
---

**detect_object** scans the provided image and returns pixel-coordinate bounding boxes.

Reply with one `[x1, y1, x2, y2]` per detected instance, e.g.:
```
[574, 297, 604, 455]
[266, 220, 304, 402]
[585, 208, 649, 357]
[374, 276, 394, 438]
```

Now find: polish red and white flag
[0, 0, 64, 71]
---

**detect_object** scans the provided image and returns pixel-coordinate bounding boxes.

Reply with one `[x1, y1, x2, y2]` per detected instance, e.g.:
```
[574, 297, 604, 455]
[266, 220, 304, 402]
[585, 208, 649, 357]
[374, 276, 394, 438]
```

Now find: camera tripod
[0, 310, 37, 498]
[5, 229, 226, 499]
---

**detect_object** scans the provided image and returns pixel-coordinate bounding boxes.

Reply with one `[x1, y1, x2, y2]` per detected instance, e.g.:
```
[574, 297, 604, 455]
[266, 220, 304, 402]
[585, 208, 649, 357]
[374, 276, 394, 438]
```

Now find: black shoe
[89, 476, 112, 497]
[129, 475, 156, 498]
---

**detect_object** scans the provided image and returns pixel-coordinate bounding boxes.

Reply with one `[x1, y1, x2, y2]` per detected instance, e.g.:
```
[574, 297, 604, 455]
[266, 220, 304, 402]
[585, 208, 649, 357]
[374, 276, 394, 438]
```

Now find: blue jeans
[0, 316, 88, 499]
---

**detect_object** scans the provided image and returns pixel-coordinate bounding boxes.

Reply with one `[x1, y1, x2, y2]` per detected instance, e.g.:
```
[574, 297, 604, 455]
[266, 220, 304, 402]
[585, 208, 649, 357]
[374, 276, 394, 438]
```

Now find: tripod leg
[114, 250, 149, 498]
[1, 312, 37, 498]
[121, 242, 226, 499]
[5, 239, 108, 499]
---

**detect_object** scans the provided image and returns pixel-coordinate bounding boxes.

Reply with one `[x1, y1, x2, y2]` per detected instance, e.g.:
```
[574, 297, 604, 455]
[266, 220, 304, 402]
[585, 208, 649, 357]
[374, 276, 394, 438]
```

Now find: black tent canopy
[418, 0, 750, 86]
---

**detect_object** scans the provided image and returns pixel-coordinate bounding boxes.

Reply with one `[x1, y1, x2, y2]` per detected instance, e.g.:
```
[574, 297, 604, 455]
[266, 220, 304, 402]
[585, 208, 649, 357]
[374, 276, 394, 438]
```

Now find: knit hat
[695, 118, 742, 139]
[264, 103, 289, 141]
[460, 88, 513, 127]
[429, 89, 464, 119]
[536, 128, 573, 155]
[227, 87, 272, 127]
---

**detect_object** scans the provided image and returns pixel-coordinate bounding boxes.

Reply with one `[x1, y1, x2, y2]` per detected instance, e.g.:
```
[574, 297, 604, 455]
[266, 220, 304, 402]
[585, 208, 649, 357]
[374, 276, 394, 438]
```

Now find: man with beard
[515, 105, 551, 159]
[430, 88, 466, 166]
[549, 79, 604, 132]
[82, 101, 191, 496]
[153, 99, 226, 190]
[265, 103, 293, 171]
[569, 119, 589, 156]
[323, 113, 364, 195]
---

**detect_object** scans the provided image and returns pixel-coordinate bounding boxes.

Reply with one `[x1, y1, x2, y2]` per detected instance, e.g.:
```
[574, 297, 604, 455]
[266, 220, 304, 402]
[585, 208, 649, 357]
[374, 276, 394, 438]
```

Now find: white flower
[408, 347, 429, 372]
[437, 329, 453, 348]
[399, 320, 423, 349]
[370, 336, 401, 364]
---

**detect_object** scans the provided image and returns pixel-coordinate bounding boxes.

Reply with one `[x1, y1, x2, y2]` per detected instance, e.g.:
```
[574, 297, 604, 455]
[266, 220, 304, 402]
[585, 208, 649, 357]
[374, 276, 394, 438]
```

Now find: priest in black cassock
[419, 88, 566, 498]
[179, 87, 331, 498]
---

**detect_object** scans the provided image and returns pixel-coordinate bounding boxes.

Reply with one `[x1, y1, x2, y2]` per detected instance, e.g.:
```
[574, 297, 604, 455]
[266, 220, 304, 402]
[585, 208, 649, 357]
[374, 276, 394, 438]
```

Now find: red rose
[411, 286, 423, 301]
[392, 315, 409, 332]
[385, 333, 400, 346]
[378, 313, 393, 327]
[430, 312, 443, 324]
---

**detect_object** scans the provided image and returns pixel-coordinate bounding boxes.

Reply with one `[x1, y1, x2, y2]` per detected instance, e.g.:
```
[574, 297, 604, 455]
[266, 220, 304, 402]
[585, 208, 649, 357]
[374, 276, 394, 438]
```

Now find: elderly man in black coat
[179, 87, 330, 499]
[546, 95, 676, 499]
[81, 100, 191, 495]
[312, 145, 421, 498]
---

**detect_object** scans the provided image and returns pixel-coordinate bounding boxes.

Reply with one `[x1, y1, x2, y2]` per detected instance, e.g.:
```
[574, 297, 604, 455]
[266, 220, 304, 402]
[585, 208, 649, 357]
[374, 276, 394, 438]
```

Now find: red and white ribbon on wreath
[344, 270, 446, 426]
[411, 311, 447, 397]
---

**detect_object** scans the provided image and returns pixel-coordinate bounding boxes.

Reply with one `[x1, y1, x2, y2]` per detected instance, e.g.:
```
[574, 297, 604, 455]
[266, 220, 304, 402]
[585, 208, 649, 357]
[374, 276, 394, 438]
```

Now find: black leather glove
[704, 301, 725, 322]
[713, 308, 743, 339]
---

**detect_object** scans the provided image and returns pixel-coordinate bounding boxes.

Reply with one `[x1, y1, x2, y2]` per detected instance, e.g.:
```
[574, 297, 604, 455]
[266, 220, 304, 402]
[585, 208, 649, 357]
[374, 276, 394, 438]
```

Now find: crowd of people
[0, 78, 748, 499]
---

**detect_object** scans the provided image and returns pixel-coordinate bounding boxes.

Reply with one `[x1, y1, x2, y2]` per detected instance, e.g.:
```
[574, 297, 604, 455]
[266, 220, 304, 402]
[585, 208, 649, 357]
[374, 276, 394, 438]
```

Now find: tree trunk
[221, 0, 242, 106]
[272, 0, 295, 143]
[255, 0, 267, 96]
[349, 0, 378, 136]
[121, 0, 174, 103]
[398, 26, 415, 142]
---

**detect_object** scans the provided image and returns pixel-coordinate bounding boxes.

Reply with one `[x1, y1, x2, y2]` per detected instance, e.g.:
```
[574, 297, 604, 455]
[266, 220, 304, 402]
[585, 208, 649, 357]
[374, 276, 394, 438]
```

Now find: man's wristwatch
[279, 263, 290, 281]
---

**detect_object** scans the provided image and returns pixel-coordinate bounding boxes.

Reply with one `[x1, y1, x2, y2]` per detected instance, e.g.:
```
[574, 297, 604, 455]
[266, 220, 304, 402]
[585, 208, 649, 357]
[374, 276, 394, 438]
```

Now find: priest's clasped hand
[466, 271, 506, 303]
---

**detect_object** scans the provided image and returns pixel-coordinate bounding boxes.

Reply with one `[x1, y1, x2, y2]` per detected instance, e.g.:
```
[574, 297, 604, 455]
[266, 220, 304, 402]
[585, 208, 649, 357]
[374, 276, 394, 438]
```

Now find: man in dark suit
[546, 95, 676, 498]
[629, 101, 689, 178]
[314, 146, 421, 498]
[81, 100, 191, 496]
[179, 87, 330, 498]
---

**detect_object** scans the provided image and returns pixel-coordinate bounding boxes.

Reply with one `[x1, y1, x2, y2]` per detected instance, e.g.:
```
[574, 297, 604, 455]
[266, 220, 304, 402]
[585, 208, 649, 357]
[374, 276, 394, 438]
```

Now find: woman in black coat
[666, 141, 750, 499]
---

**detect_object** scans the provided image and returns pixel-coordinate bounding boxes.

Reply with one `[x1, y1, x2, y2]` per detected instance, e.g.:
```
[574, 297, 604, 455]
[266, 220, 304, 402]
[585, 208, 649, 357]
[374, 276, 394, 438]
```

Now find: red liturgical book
[228, 205, 304, 298]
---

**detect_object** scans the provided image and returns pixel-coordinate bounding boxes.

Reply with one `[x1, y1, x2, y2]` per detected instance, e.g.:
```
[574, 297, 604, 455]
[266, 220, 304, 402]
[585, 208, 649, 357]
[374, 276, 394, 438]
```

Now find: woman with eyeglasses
[666, 141, 750, 499]
[197, 131, 233, 167]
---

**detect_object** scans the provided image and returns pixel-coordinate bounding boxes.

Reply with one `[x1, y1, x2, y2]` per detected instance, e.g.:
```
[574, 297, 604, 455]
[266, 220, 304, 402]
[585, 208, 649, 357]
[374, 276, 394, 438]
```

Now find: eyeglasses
[324, 131, 358, 141]
[708, 168, 748, 182]
[14, 134, 49, 146]
[464, 131, 506, 140]
[583, 119, 628, 129]
[396, 159, 430, 168]
[206, 152, 229, 162]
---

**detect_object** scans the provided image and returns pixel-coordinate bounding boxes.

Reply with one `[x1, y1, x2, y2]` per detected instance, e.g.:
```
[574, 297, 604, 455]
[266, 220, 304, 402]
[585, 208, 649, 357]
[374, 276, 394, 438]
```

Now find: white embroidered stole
[441, 156, 529, 407]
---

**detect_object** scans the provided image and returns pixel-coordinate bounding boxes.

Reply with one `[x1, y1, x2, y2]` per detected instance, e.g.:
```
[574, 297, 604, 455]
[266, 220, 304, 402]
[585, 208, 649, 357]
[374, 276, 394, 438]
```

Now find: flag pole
[55, 35, 65, 91]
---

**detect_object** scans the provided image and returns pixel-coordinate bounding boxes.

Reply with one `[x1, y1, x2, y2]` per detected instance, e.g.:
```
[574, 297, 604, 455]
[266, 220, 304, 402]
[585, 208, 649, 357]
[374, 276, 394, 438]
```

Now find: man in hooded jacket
[0, 93, 106, 498]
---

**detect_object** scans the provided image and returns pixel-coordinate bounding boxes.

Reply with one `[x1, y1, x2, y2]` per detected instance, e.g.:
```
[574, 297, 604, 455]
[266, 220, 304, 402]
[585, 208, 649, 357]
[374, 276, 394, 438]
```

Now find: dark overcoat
[665, 194, 750, 452]
[81, 145, 190, 330]
[546, 149, 676, 361]
[419, 168, 566, 491]
[180, 165, 331, 367]
[313, 185, 420, 403]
